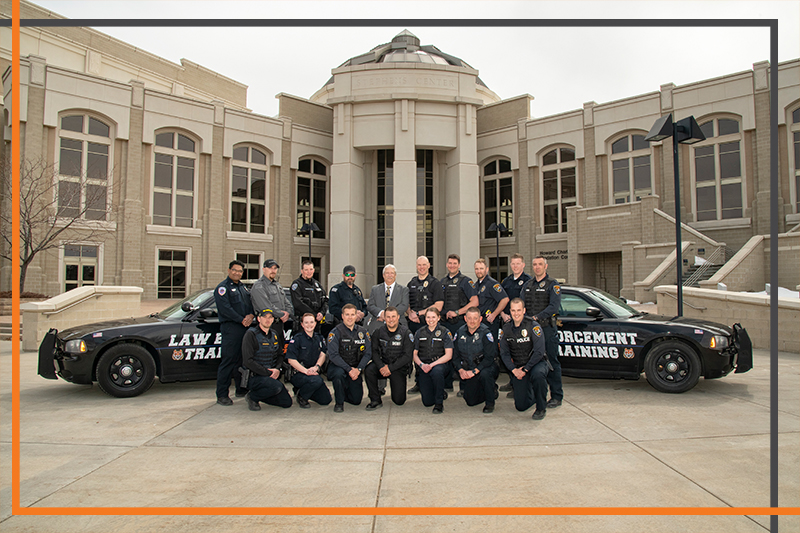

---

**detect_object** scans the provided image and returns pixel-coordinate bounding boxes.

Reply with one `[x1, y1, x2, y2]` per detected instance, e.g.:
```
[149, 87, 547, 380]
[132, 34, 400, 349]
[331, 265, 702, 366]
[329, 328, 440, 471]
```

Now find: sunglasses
[344, 273, 356, 277]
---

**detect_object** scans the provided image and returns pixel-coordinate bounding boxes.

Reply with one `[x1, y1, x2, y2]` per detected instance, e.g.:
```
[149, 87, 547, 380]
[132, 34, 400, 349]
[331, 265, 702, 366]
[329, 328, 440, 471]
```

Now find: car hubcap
[656, 352, 689, 382]
[110, 356, 143, 387]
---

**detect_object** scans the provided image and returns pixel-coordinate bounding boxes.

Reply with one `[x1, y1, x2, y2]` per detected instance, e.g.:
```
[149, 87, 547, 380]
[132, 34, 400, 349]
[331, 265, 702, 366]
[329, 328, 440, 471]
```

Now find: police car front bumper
[37, 329, 94, 385]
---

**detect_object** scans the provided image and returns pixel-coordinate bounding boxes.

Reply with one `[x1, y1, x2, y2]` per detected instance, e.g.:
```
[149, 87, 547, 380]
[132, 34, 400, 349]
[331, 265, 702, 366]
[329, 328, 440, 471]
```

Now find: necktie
[386, 285, 391, 306]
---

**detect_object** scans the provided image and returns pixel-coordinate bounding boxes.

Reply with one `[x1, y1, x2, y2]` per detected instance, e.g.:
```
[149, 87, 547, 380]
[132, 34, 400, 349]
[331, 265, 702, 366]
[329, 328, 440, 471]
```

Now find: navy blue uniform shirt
[214, 277, 253, 324]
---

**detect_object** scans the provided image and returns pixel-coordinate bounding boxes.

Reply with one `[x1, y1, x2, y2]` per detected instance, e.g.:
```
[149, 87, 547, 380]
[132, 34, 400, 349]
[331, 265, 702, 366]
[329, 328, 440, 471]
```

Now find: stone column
[393, 99, 418, 282]
[444, 103, 480, 268]
[201, 101, 226, 289]
[581, 102, 598, 208]
[751, 61, 782, 235]
[119, 80, 146, 288]
[328, 103, 365, 288]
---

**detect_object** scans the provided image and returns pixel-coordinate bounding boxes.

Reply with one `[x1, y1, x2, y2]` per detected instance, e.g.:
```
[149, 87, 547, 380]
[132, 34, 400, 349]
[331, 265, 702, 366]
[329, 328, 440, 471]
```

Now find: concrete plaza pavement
[1, 341, 798, 532]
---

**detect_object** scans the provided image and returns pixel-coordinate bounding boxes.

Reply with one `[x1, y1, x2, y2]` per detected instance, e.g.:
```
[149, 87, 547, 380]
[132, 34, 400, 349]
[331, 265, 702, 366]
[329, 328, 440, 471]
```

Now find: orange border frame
[8, 0, 800, 519]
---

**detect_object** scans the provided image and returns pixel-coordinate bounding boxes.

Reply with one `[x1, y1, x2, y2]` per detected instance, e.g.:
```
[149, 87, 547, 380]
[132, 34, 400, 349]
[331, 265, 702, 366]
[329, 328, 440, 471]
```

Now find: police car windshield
[157, 290, 213, 320]
[586, 289, 638, 318]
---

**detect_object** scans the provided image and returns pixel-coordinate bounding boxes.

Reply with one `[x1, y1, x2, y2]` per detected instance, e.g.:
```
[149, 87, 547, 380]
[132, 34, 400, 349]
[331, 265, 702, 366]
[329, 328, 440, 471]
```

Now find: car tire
[96, 344, 156, 398]
[644, 340, 701, 393]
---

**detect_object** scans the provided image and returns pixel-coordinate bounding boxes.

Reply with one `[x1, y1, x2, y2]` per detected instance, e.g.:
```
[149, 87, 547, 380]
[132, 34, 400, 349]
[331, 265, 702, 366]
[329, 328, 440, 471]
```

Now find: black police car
[556, 286, 752, 393]
[38, 289, 225, 397]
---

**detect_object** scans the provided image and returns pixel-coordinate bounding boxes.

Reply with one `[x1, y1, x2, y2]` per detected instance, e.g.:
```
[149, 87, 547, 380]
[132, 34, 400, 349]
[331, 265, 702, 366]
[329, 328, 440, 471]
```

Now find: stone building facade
[2, 1, 799, 299]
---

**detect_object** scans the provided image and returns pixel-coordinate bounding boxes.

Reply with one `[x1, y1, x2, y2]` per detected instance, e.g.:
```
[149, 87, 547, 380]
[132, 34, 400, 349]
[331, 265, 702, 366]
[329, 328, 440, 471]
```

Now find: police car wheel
[643, 340, 701, 394]
[96, 344, 156, 398]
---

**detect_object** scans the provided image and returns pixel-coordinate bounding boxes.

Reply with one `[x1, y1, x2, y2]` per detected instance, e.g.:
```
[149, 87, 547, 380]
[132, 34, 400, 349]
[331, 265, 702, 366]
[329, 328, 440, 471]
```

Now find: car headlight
[709, 335, 729, 350]
[64, 339, 87, 353]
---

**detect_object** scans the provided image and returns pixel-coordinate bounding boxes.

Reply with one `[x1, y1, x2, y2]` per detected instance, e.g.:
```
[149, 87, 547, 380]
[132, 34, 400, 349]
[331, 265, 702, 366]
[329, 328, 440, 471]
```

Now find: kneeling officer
[241, 308, 293, 411]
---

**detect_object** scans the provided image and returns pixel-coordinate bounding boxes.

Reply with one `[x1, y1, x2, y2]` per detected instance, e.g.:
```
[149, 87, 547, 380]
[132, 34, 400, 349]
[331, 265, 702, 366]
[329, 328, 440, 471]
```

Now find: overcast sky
[30, 1, 800, 119]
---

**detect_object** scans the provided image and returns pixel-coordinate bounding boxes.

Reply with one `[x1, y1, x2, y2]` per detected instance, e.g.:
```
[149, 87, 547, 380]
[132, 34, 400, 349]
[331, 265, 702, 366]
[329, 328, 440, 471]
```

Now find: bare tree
[1, 157, 118, 293]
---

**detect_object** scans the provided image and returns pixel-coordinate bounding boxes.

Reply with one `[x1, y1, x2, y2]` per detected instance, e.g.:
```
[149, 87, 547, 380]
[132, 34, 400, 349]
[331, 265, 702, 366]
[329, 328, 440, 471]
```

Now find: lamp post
[487, 222, 507, 281]
[644, 113, 706, 316]
[300, 222, 320, 262]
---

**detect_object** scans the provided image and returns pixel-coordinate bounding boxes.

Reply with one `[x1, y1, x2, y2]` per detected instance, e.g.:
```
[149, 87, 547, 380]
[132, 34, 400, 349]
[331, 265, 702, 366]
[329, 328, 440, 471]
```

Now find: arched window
[57, 113, 112, 220]
[153, 131, 197, 228]
[296, 157, 327, 238]
[692, 117, 743, 221]
[483, 158, 513, 238]
[231, 145, 268, 234]
[541, 147, 577, 233]
[790, 107, 800, 214]
[609, 133, 651, 204]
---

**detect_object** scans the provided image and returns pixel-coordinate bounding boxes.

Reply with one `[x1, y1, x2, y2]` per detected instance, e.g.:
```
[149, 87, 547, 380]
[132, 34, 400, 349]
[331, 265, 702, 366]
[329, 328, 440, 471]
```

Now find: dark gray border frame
[7, 15, 782, 531]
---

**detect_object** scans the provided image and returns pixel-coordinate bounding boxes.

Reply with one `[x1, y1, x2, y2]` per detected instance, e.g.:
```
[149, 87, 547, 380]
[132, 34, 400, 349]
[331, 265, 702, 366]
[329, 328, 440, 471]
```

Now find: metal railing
[683, 245, 726, 287]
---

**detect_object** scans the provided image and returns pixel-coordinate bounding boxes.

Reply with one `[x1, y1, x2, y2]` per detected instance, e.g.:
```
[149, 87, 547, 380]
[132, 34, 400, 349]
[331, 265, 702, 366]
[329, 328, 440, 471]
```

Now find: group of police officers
[213, 253, 562, 420]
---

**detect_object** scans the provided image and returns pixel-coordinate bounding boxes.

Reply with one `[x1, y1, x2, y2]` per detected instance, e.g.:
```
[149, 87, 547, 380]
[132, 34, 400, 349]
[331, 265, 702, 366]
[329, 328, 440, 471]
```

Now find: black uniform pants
[216, 322, 247, 399]
[290, 373, 332, 405]
[248, 374, 293, 408]
[460, 362, 499, 407]
[364, 362, 407, 405]
[327, 364, 364, 406]
[543, 324, 563, 401]
[509, 360, 549, 412]
[418, 363, 451, 407]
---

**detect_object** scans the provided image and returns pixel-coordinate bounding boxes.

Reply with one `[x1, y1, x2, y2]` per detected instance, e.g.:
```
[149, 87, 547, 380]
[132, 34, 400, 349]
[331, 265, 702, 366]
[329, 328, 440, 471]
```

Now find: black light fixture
[644, 113, 706, 316]
[487, 222, 507, 281]
[300, 222, 320, 262]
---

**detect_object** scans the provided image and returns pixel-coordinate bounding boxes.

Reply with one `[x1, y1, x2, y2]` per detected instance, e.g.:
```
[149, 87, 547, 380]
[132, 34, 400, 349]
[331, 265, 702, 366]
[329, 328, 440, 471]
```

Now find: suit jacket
[366, 283, 409, 334]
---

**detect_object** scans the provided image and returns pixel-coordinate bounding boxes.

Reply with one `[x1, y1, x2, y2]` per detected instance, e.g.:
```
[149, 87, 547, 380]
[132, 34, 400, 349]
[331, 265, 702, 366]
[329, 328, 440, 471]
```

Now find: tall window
[296, 158, 327, 238]
[791, 108, 800, 213]
[377, 149, 394, 274]
[63, 244, 97, 291]
[231, 145, 267, 233]
[153, 131, 197, 227]
[693, 118, 743, 221]
[417, 149, 434, 262]
[58, 114, 111, 220]
[541, 147, 577, 233]
[610, 133, 651, 204]
[483, 158, 513, 238]
[157, 249, 187, 299]
[236, 252, 262, 286]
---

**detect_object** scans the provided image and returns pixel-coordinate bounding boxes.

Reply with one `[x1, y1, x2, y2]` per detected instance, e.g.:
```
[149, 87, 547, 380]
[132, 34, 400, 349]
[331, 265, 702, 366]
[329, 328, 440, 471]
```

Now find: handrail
[660, 290, 707, 310]
[683, 245, 725, 287]
[41, 293, 103, 315]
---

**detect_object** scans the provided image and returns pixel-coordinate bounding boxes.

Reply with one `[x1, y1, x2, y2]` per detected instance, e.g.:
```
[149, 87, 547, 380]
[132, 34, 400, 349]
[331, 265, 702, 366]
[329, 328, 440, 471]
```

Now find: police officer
[413, 308, 453, 414]
[521, 255, 563, 409]
[364, 306, 413, 410]
[285, 313, 332, 408]
[406, 256, 444, 334]
[328, 265, 367, 325]
[499, 298, 549, 420]
[326, 303, 372, 412]
[440, 254, 479, 336]
[498, 253, 531, 393]
[241, 308, 293, 411]
[250, 259, 293, 350]
[290, 260, 328, 331]
[453, 307, 500, 413]
[473, 258, 509, 343]
[214, 260, 254, 406]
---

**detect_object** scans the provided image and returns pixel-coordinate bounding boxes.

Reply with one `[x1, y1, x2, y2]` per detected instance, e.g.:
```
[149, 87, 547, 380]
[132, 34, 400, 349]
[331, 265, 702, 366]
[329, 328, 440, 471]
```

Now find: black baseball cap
[263, 259, 279, 268]
[256, 308, 276, 317]
[343, 265, 356, 274]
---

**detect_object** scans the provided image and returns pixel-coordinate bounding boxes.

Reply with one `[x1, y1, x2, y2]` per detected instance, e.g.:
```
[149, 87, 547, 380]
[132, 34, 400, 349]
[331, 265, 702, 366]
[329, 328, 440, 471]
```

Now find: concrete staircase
[682, 263, 725, 287]
[0, 317, 20, 341]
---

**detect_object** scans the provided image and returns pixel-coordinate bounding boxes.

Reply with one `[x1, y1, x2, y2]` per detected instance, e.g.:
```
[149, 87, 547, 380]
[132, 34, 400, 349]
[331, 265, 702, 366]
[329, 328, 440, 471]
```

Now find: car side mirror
[199, 308, 217, 319]
[586, 307, 602, 319]
[180, 301, 195, 313]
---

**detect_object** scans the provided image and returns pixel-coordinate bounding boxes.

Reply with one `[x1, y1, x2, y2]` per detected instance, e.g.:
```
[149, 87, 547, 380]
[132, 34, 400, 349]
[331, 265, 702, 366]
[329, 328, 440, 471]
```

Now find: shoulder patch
[486, 332, 494, 343]
[291, 283, 298, 291]
[554, 284, 561, 295]
[409, 333, 415, 342]
[533, 325, 542, 337]
[493, 284, 502, 293]
[327, 332, 335, 342]
[217, 287, 226, 296]
[498, 329, 504, 340]
[468, 280, 475, 288]
[331, 287, 338, 292]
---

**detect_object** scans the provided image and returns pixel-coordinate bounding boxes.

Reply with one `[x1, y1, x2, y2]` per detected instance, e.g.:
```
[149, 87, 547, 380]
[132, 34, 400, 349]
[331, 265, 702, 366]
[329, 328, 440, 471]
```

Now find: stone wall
[21, 286, 143, 351]
[655, 285, 799, 352]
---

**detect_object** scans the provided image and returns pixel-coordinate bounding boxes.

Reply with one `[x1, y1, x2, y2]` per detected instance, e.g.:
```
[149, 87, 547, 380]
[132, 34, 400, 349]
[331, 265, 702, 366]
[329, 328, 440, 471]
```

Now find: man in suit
[366, 264, 409, 335]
